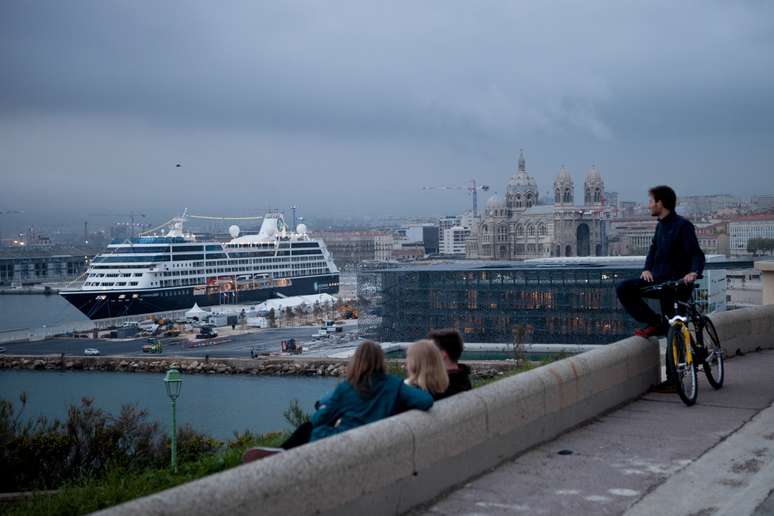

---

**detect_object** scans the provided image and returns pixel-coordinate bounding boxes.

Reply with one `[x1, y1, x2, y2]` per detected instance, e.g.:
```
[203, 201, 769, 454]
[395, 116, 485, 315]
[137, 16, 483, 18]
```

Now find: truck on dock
[142, 338, 163, 353]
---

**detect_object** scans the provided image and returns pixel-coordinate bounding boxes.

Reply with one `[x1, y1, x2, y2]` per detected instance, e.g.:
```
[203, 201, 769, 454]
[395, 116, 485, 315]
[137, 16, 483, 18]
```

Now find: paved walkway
[421, 350, 774, 516]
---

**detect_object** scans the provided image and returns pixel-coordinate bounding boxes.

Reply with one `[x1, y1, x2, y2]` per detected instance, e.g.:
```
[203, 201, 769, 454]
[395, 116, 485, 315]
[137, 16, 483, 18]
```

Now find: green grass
[2, 432, 286, 516]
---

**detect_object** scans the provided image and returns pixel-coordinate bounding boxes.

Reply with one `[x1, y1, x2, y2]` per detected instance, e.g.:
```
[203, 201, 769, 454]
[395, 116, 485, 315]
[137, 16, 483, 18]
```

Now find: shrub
[282, 399, 310, 428]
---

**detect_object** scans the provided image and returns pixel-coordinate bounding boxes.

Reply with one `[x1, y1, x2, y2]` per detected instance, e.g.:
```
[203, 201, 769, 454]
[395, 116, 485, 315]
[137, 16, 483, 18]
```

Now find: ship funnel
[257, 216, 279, 240]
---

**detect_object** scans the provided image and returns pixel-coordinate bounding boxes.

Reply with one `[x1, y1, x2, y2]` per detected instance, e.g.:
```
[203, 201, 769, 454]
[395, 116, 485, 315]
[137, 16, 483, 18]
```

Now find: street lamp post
[163, 368, 183, 473]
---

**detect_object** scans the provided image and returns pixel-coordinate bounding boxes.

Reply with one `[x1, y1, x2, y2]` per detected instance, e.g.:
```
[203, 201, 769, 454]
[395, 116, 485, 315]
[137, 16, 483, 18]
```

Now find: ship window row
[224, 242, 319, 249]
[191, 256, 325, 267]
[158, 289, 188, 296]
[291, 249, 323, 256]
[156, 268, 331, 288]
[85, 280, 142, 287]
[227, 249, 322, 257]
[161, 278, 201, 287]
[109, 246, 172, 254]
[159, 262, 330, 277]
[88, 272, 144, 278]
[90, 265, 150, 270]
[173, 254, 204, 261]
[172, 245, 204, 252]
[93, 255, 171, 263]
[228, 251, 277, 257]
[228, 243, 276, 249]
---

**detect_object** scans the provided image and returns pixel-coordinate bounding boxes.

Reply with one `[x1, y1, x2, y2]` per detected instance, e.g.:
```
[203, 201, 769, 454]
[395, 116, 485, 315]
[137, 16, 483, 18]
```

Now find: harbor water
[0, 369, 339, 440]
[0, 294, 88, 332]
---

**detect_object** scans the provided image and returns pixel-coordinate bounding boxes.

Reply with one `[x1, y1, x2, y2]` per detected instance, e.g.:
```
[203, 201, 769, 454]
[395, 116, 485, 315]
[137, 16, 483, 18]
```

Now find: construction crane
[88, 212, 147, 239]
[421, 180, 490, 216]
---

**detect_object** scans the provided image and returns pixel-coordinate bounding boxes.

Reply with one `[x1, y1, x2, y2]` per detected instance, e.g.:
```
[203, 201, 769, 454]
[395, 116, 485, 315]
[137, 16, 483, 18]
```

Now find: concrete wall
[101, 305, 774, 516]
[755, 260, 774, 305]
[101, 336, 660, 516]
[710, 305, 774, 356]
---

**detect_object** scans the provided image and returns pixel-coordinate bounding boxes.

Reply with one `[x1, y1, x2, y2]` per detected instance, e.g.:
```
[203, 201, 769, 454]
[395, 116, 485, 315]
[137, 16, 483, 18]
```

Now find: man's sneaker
[634, 326, 660, 338]
[242, 447, 283, 464]
[650, 381, 678, 394]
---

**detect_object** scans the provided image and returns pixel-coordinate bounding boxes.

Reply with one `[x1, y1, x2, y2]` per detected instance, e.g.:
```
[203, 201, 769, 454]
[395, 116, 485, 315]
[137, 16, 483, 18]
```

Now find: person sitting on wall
[427, 329, 472, 398]
[404, 339, 450, 400]
[243, 340, 433, 462]
[615, 185, 705, 338]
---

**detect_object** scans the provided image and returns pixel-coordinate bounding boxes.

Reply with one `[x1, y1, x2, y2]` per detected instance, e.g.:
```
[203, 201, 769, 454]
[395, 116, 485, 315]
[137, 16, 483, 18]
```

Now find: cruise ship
[60, 213, 340, 320]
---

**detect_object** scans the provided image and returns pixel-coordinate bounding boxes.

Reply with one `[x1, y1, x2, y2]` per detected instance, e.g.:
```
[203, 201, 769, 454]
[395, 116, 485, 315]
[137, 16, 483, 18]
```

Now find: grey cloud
[1, 0, 773, 221]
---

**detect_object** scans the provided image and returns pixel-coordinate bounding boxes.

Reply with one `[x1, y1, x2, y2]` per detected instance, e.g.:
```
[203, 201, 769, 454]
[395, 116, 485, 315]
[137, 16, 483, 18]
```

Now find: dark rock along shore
[0, 355, 512, 380]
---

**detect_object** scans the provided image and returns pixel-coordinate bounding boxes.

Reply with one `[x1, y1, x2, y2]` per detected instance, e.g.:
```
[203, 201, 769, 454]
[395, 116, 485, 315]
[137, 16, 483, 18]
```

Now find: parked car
[84, 348, 101, 356]
[195, 325, 218, 339]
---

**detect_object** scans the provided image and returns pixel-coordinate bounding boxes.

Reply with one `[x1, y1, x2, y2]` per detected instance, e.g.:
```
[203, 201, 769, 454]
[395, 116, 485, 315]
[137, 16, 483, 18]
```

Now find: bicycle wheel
[700, 316, 724, 389]
[667, 324, 698, 406]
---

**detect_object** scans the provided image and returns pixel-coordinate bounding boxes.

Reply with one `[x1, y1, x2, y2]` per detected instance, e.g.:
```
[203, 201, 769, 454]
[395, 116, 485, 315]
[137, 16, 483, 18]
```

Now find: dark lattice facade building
[357, 258, 743, 345]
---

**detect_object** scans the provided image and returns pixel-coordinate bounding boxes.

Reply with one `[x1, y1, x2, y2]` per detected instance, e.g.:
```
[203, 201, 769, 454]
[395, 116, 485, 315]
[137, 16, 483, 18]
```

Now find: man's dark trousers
[616, 278, 691, 330]
[617, 278, 692, 383]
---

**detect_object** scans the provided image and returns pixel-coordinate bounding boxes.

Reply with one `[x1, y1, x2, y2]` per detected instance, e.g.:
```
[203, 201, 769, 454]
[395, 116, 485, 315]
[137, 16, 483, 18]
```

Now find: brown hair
[406, 339, 449, 396]
[427, 328, 464, 363]
[648, 185, 677, 211]
[346, 340, 386, 396]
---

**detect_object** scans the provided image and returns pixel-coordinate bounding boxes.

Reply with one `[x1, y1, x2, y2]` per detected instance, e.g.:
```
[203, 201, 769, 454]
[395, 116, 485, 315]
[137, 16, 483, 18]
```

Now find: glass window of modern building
[357, 256, 749, 345]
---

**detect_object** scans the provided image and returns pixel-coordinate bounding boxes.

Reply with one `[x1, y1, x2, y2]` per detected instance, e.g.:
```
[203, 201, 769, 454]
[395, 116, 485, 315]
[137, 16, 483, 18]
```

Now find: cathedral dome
[507, 173, 538, 195]
[506, 149, 539, 208]
[486, 194, 505, 209]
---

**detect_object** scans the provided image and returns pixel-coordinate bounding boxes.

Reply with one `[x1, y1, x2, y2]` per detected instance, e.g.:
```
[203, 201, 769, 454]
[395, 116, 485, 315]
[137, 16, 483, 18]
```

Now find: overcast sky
[1, 1, 773, 227]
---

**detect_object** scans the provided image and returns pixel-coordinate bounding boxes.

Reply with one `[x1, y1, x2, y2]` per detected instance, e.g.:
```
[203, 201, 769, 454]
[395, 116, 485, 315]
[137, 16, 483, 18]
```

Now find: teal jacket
[310, 373, 433, 441]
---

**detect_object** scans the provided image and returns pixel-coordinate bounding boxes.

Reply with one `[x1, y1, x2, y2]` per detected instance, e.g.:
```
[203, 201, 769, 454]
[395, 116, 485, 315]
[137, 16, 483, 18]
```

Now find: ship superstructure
[60, 213, 339, 319]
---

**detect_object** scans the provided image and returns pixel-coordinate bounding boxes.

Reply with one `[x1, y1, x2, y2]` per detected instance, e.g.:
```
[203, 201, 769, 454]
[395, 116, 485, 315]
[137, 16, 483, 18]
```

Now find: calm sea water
[0, 370, 339, 440]
[0, 294, 88, 331]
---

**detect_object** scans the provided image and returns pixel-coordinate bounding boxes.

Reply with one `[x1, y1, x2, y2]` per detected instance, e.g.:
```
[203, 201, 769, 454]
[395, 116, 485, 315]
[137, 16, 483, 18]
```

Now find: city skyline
[2, 1, 773, 223]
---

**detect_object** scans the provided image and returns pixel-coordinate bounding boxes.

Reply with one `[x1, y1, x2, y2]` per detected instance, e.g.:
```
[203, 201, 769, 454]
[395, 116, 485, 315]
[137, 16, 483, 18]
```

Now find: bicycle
[640, 279, 724, 406]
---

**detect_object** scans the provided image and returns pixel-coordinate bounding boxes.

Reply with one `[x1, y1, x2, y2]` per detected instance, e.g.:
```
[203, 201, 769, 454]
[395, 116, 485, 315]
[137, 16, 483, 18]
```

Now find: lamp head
[164, 368, 183, 400]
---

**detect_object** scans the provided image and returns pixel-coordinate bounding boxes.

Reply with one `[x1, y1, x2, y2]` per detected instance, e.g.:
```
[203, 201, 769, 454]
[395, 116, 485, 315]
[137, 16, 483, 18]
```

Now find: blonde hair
[406, 339, 449, 396]
[346, 340, 386, 396]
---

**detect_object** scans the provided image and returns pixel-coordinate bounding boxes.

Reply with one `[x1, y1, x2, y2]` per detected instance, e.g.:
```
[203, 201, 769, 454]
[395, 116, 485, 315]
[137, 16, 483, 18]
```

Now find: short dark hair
[427, 328, 464, 363]
[649, 185, 677, 211]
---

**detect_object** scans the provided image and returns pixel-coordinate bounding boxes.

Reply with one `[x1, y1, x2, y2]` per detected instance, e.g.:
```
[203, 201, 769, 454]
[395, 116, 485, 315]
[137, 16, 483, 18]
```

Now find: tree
[512, 325, 526, 365]
[294, 305, 307, 325]
[285, 306, 295, 326]
[266, 308, 276, 328]
[312, 301, 323, 320]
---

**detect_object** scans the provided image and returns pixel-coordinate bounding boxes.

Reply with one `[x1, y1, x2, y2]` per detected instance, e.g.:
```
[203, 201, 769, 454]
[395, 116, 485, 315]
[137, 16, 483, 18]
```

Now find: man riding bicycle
[616, 185, 705, 338]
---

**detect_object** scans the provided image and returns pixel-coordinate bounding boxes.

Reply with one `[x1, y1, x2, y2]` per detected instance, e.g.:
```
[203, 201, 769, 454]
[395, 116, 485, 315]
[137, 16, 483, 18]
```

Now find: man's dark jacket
[435, 363, 472, 400]
[645, 212, 705, 282]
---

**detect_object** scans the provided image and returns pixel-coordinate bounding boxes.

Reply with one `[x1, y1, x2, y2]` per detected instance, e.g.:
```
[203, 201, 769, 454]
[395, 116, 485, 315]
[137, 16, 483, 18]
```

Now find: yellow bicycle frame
[670, 320, 693, 366]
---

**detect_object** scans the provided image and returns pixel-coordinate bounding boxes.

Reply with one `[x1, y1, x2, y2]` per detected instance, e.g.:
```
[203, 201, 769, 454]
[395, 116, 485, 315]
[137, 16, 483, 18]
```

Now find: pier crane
[421, 180, 490, 216]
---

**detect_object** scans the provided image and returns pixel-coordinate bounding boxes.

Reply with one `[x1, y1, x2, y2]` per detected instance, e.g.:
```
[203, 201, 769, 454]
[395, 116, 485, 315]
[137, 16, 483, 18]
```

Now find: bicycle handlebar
[640, 277, 702, 294]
